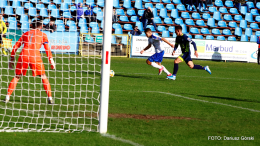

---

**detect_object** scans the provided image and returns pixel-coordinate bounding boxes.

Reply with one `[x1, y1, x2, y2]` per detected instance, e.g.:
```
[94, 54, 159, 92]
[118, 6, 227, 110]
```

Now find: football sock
[7, 77, 19, 96]
[193, 65, 204, 70]
[173, 63, 179, 75]
[48, 97, 53, 101]
[6, 95, 10, 101]
[42, 78, 52, 98]
[151, 62, 162, 69]
[161, 65, 171, 75]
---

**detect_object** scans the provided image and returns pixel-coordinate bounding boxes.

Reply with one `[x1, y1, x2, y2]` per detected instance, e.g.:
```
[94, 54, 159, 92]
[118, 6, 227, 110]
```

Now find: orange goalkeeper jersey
[11, 29, 52, 60]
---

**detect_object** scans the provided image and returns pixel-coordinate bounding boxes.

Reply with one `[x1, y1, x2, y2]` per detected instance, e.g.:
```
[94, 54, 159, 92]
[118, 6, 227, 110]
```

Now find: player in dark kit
[167, 26, 211, 80]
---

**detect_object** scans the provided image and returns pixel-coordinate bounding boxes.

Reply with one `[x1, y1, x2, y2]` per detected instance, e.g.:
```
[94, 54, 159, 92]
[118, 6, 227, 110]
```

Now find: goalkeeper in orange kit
[4, 20, 56, 104]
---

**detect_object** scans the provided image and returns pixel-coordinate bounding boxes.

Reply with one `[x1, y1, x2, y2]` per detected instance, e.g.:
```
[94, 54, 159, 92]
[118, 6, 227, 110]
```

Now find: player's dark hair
[145, 28, 152, 33]
[32, 19, 43, 29]
[175, 25, 182, 30]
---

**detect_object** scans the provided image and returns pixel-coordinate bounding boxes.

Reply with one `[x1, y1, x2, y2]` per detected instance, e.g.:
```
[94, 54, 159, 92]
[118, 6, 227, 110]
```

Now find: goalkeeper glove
[49, 58, 56, 70]
[9, 56, 14, 70]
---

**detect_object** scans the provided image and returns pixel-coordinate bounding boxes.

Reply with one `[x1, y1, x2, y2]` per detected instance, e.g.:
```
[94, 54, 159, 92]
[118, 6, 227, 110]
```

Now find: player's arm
[9, 36, 23, 69]
[172, 43, 179, 56]
[190, 39, 198, 58]
[43, 34, 55, 69]
[161, 37, 174, 48]
[2, 21, 7, 35]
[140, 44, 152, 54]
[257, 36, 260, 44]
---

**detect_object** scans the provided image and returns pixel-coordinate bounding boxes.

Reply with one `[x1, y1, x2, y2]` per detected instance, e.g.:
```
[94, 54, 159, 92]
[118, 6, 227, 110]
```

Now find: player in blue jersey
[167, 26, 211, 80]
[140, 28, 174, 77]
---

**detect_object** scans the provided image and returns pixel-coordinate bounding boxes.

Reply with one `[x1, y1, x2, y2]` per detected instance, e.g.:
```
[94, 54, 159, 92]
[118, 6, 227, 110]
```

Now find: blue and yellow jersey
[174, 34, 197, 53]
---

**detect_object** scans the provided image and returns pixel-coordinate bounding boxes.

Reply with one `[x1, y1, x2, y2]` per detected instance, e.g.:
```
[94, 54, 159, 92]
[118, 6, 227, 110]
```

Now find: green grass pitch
[1, 56, 260, 146]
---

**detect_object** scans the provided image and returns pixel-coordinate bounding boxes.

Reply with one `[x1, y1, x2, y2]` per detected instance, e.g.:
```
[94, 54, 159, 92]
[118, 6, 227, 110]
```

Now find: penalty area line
[101, 133, 143, 146]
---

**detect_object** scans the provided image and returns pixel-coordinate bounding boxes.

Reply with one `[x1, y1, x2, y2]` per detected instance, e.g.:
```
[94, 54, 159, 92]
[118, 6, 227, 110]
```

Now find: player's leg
[187, 61, 211, 74]
[167, 57, 182, 80]
[156, 62, 171, 76]
[40, 74, 53, 104]
[4, 74, 21, 102]
[147, 53, 163, 70]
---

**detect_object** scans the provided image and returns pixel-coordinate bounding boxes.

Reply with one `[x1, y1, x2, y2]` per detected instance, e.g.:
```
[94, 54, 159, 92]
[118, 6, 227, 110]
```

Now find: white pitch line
[101, 133, 143, 146]
[110, 90, 260, 113]
[116, 72, 260, 82]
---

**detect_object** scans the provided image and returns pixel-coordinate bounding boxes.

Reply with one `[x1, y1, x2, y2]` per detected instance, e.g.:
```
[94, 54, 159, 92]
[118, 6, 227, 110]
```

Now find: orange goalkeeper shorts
[15, 57, 45, 77]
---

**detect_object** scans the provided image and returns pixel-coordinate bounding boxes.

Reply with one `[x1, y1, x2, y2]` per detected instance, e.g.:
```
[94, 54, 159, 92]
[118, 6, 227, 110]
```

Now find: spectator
[112, 9, 118, 22]
[130, 26, 142, 36]
[257, 36, 260, 64]
[0, 14, 7, 56]
[141, 7, 158, 32]
[85, 5, 96, 23]
[234, 0, 250, 13]
[74, 3, 84, 22]
[190, 0, 199, 11]
[45, 20, 56, 33]
[200, 0, 208, 11]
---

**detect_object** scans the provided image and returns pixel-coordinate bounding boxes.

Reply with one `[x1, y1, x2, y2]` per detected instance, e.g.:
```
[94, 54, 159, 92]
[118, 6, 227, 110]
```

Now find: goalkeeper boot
[166, 75, 176, 80]
[48, 99, 54, 104]
[3, 99, 9, 103]
[158, 66, 164, 75]
[204, 66, 211, 75]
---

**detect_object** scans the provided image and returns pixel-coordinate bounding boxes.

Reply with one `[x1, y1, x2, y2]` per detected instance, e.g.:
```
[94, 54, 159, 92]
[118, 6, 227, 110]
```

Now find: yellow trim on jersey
[178, 56, 184, 61]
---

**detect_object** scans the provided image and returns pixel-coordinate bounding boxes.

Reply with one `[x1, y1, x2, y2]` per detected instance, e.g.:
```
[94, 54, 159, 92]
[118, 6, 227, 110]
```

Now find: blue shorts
[178, 52, 192, 64]
[148, 51, 164, 63]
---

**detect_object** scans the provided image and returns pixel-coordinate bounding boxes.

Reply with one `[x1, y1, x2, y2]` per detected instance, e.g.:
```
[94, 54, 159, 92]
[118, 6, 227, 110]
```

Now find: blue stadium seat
[212, 28, 221, 35]
[113, 23, 121, 29]
[222, 29, 232, 35]
[28, 8, 37, 17]
[213, 12, 222, 21]
[48, 4, 57, 10]
[8, 22, 17, 30]
[245, 13, 255, 22]
[20, 15, 29, 24]
[207, 18, 217, 27]
[130, 16, 139, 22]
[227, 36, 236, 41]
[91, 27, 100, 33]
[64, 0, 72, 5]
[86, 0, 96, 6]
[36, 4, 45, 10]
[166, 4, 175, 10]
[171, 9, 179, 18]
[218, 21, 227, 27]
[60, 3, 69, 11]
[219, 7, 228, 13]
[143, 0, 151, 2]
[140, 32, 146, 36]
[172, 0, 181, 4]
[162, 0, 171, 3]
[185, 19, 195, 25]
[192, 12, 201, 19]
[247, 1, 255, 9]
[75, 0, 83, 4]
[223, 14, 233, 21]
[12, 1, 21, 8]
[250, 35, 257, 42]
[152, 0, 160, 2]
[8, 17, 16, 23]
[42, 0, 51, 4]
[168, 26, 175, 33]
[135, 21, 144, 31]
[151, 8, 158, 17]
[175, 18, 183, 25]
[97, 0, 104, 7]
[70, 6, 77, 12]
[164, 18, 173, 24]
[119, 16, 129, 22]
[158, 26, 166, 32]
[16, 7, 25, 15]
[154, 17, 162, 24]
[181, 12, 190, 19]
[241, 6, 248, 15]
[196, 20, 206, 26]
[215, 0, 224, 7]
[127, 10, 136, 16]
[69, 25, 77, 32]
[195, 35, 203, 39]
[4, 6, 14, 15]
[116, 9, 125, 16]
[162, 31, 170, 37]
[138, 10, 145, 16]
[57, 24, 65, 31]
[78, 18, 87, 27]
[43, 19, 50, 25]
[113, 0, 121, 8]
[21, 22, 30, 32]
[180, 24, 187, 34]
[111, 35, 118, 45]
[240, 35, 248, 42]
[230, 8, 239, 14]
[225, 0, 233, 7]
[206, 35, 214, 40]
[124, 24, 133, 30]
[146, 25, 156, 31]
[66, 20, 76, 27]
[257, 2, 260, 9]
[0, 0, 7, 8]
[177, 4, 186, 11]
[160, 8, 169, 18]
[121, 36, 128, 45]
[217, 36, 225, 41]
[114, 28, 123, 34]
[63, 11, 72, 18]
[202, 13, 210, 20]
[250, 23, 259, 29]
[55, 20, 64, 25]
[239, 20, 248, 29]
[123, 0, 133, 9]
[40, 8, 48, 17]
[30, 0, 39, 3]
[228, 22, 237, 28]
[186, 34, 192, 38]
[190, 27, 199, 34]
[96, 11, 103, 21]
[145, 3, 154, 9]
[51, 9, 60, 18]
[234, 27, 242, 36]
[173, 33, 177, 38]
[135, 0, 144, 9]
[156, 3, 164, 9]
[201, 28, 210, 34]
[245, 28, 252, 37]
[251, 9, 259, 16]
[234, 15, 243, 21]
[256, 31, 260, 37]
[209, 6, 217, 13]
[90, 22, 99, 28]
[53, 0, 62, 4]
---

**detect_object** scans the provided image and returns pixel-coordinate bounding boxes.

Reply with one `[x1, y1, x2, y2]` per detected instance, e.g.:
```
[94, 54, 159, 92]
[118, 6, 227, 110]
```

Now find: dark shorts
[148, 50, 164, 63]
[178, 52, 192, 64]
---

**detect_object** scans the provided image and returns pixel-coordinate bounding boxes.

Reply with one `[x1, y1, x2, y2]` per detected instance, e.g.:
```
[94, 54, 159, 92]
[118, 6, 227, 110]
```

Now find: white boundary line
[101, 133, 143, 146]
[110, 90, 260, 113]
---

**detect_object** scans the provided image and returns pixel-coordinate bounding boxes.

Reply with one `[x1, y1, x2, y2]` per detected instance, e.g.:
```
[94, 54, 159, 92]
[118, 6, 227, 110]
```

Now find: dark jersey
[174, 34, 197, 53]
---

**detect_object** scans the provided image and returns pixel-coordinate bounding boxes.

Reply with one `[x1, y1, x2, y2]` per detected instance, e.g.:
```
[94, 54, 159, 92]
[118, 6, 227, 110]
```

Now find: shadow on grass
[115, 73, 167, 81]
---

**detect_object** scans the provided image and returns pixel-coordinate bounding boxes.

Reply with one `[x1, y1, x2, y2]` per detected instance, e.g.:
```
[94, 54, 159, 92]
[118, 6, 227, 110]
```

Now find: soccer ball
[110, 70, 115, 77]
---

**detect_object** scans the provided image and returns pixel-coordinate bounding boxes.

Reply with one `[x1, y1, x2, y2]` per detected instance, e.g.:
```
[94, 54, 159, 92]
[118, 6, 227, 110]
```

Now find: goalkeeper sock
[193, 65, 204, 70]
[173, 63, 179, 75]
[161, 65, 171, 75]
[7, 78, 19, 96]
[42, 78, 52, 98]
[151, 62, 161, 69]
[6, 95, 10, 100]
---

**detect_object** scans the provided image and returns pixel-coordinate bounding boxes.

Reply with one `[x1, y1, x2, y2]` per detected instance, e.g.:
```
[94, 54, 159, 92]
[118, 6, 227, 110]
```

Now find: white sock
[48, 97, 53, 101]
[151, 62, 162, 69]
[162, 65, 171, 75]
[6, 95, 10, 100]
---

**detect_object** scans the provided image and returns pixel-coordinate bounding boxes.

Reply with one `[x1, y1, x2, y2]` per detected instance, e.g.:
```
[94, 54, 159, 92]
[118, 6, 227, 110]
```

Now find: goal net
[0, 0, 112, 133]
